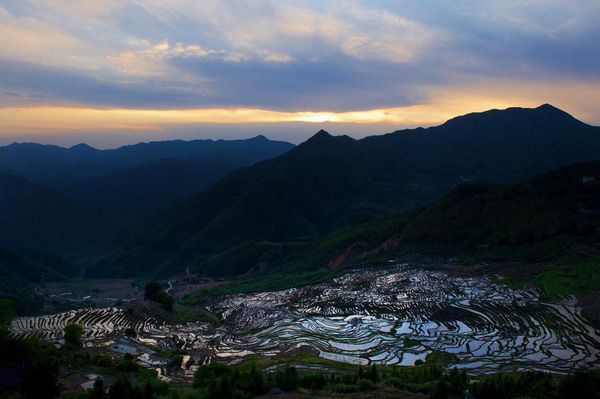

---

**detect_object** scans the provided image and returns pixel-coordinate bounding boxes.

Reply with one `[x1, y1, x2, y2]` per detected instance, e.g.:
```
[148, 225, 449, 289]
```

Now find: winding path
[166, 280, 174, 295]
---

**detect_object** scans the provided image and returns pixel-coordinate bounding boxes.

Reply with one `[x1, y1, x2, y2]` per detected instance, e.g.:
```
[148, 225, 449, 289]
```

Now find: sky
[1, 0, 599, 148]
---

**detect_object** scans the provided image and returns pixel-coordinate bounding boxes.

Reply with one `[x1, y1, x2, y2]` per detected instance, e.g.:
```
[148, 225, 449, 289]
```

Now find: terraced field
[208, 266, 600, 373]
[11, 307, 163, 343]
[11, 265, 600, 376]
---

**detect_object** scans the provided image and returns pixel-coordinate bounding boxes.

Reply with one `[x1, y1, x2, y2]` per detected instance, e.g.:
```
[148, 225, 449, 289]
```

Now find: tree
[64, 323, 84, 349]
[369, 364, 379, 383]
[143, 383, 154, 399]
[249, 364, 265, 395]
[144, 282, 174, 311]
[144, 282, 162, 301]
[0, 299, 15, 342]
[108, 378, 132, 399]
[158, 292, 174, 311]
[447, 368, 467, 396]
[558, 369, 600, 399]
[20, 339, 60, 399]
[92, 377, 106, 399]
[431, 377, 449, 399]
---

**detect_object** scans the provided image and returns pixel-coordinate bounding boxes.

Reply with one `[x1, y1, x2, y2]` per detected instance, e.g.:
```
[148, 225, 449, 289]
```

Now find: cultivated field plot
[41, 278, 141, 307]
[12, 265, 600, 376]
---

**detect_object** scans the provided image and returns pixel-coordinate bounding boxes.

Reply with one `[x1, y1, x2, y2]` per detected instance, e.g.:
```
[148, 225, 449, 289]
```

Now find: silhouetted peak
[536, 103, 559, 111]
[440, 104, 583, 130]
[250, 134, 269, 141]
[312, 129, 332, 139]
[311, 129, 355, 146]
[534, 103, 577, 119]
[303, 130, 336, 145]
[293, 130, 355, 153]
[70, 143, 97, 151]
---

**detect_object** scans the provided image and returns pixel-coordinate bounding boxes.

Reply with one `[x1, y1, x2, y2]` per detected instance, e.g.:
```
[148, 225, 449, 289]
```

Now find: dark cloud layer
[169, 54, 430, 111]
[0, 57, 206, 109]
[1, 1, 599, 110]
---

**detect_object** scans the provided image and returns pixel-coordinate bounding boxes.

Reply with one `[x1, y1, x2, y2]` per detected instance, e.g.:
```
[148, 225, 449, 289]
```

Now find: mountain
[0, 247, 78, 315]
[177, 160, 600, 289]
[65, 159, 205, 224]
[303, 160, 600, 269]
[94, 105, 600, 277]
[0, 136, 295, 224]
[0, 172, 115, 250]
[0, 135, 295, 185]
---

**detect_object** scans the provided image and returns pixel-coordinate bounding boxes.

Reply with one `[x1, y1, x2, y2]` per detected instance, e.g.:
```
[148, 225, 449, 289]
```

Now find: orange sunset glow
[0, 1, 599, 145]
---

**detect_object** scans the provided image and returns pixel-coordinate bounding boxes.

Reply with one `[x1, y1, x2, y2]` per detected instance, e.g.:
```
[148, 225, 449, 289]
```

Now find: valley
[12, 264, 600, 383]
[3, 1, 600, 395]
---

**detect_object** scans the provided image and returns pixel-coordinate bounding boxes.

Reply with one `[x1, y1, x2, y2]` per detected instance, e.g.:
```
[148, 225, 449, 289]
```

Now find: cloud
[0, 57, 208, 109]
[169, 53, 434, 111]
[0, 6, 87, 63]
[0, 50, 430, 111]
[0, 0, 599, 140]
[2, 78, 598, 138]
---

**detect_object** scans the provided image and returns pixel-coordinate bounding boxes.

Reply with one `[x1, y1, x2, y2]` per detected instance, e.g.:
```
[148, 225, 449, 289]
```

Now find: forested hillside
[94, 105, 600, 277]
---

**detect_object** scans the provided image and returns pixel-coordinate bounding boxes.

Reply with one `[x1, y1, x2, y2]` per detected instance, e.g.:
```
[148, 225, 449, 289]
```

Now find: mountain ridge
[92, 104, 600, 277]
[0, 136, 295, 225]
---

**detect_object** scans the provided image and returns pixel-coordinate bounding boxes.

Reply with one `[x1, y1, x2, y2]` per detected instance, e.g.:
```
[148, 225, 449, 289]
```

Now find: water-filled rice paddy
[12, 265, 600, 375]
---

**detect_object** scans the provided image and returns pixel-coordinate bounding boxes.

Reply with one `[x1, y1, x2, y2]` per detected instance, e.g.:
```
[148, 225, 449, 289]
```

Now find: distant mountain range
[92, 104, 600, 277]
[0, 135, 295, 228]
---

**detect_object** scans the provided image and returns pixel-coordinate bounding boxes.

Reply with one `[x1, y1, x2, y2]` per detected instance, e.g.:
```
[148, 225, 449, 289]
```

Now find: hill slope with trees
[0, 248, 78, 315]
[94, 105, 600, 277]
[0, 172, 115, 250]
